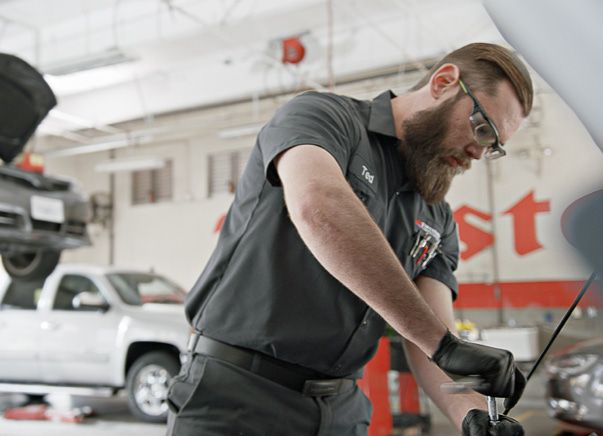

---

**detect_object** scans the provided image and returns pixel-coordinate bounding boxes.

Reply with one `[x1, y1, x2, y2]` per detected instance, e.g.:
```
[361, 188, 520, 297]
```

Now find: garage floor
[0, 370, 571, 436]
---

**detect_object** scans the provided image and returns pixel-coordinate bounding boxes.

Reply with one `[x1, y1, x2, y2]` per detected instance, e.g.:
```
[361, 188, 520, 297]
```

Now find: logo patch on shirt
[414, 219, 441, 240]
[410, 219, 442, 270]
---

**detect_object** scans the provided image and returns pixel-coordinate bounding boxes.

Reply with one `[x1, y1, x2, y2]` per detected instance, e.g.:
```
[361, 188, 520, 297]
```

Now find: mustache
[443, 151, 472, 173]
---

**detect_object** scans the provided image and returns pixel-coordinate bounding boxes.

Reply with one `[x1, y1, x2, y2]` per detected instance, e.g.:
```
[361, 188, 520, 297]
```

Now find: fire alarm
[281, 37, 306, 64]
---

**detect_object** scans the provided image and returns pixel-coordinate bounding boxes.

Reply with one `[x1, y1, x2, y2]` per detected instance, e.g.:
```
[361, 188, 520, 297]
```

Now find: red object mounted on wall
[281, 37, 306, 64]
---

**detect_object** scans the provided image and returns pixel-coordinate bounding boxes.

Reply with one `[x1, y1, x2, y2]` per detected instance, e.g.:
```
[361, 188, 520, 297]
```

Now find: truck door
[0, 277, 45, 381]
[38, 274, 120, 385]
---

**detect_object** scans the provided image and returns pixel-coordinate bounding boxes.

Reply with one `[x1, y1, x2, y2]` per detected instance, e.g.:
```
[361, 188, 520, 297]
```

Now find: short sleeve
[420, 205, 460, 300]
[258, 91, 358, 186]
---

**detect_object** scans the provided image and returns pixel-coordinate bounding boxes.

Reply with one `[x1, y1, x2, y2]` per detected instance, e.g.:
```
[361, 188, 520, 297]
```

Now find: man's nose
[465, 143, 485, 160]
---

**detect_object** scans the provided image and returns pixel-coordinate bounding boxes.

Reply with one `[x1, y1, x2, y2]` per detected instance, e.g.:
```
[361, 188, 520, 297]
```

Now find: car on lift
[0, 263, 190, 422]
[0, 53, 91, 279]
[545, 337, 603, 434]
[0, 165, 91, 279]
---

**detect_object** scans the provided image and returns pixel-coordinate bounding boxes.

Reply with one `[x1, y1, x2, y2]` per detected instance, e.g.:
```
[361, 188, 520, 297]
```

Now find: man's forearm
[404, 339, 486, 431]
[285, 180, 447, 356]
[409, 277, 489, 431]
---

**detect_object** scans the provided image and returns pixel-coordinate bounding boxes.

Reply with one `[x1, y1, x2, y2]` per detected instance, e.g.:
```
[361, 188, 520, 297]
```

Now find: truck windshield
[106, 273, 185, 305]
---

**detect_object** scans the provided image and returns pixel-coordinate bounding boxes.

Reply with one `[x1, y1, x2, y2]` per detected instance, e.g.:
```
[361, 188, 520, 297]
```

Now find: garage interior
[0, 0, 602, 435]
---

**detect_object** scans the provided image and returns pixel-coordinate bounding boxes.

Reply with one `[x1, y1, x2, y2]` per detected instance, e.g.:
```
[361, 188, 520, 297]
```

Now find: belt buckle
[302, 379, 343, 397]
[187, 333, 200, 352]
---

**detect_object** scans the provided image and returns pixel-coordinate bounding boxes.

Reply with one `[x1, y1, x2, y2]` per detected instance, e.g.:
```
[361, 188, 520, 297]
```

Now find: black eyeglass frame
[459, 79, 506, 160]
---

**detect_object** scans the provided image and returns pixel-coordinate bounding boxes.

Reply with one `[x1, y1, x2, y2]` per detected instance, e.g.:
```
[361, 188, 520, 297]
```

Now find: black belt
[187, 334, 356, 397]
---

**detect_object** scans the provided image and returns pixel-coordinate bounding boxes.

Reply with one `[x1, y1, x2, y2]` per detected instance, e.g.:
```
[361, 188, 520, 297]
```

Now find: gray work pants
[166, 354, 372, 436]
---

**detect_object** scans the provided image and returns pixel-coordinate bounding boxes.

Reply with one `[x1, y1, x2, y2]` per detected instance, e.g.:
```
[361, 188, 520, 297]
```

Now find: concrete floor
[0, 391, 165, 436]
[0, 370, 592, 436]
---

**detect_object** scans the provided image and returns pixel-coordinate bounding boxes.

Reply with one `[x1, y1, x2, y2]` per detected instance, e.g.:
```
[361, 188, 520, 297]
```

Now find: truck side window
[53, 274, 105, 311]
[0, 279, 45, 310]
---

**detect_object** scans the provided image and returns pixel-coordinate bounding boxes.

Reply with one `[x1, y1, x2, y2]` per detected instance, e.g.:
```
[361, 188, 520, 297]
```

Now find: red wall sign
[453, 190, 551, 260]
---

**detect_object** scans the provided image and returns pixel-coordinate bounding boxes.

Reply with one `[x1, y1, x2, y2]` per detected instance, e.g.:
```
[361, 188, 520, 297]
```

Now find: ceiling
[0, 0, 505, 142]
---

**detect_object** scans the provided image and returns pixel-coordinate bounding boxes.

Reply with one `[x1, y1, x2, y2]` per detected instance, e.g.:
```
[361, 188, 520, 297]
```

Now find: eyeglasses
[459, 79, 506, 160]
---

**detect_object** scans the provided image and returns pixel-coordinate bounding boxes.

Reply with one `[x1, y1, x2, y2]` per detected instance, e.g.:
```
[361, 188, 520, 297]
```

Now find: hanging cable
[112, 0, 123, 48]
[326, 0, 335, 90]
[485, 159, 505, 326]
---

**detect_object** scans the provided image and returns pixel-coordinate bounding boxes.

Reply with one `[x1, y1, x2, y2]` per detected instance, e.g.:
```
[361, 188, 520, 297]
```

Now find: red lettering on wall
[503, 191, 551, 255]
[453, 205, 494, 260]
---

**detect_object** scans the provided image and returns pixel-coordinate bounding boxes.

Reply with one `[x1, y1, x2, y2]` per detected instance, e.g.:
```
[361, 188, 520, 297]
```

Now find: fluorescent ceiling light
[44, 134, 154, 158]
[38, 109, 122, 137]
[43, 48, 135, 76]
[44, 66, 134, 96]
[42, 48, 137, 96]
[48, 110, 121, 133]
[95, 157, 166, 173]
[44, 139, 130, 158]
[217, 123, 264, 139]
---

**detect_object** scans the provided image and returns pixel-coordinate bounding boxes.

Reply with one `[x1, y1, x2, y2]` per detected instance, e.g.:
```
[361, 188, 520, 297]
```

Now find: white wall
[44, 129, 253, 289]
[111, 137, 241, 287]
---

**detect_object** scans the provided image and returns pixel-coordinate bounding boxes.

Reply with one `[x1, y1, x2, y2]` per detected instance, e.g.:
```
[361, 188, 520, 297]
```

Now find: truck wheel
[1, 249, 61, 280]
[126, 351, 180, 423]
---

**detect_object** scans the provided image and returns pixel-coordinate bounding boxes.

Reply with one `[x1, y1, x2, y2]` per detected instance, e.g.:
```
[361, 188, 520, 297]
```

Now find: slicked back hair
[410, 43, 533, 117]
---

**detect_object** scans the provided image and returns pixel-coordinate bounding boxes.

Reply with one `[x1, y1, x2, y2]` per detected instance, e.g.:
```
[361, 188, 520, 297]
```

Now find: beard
[399, 94, 470, 204]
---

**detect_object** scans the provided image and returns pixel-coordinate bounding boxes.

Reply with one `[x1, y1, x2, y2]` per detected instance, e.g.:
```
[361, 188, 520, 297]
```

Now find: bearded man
[167, 43, 532, 436]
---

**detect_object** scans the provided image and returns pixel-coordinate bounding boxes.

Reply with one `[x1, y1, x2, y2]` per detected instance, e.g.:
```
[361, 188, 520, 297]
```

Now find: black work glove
[432, 331, 526, 408]
[462, 409, 524, 435]
[503, 367, 526, 414]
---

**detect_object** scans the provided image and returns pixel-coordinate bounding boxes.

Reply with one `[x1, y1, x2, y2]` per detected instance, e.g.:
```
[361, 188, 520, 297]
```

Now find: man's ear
[429, 63, 461, 100]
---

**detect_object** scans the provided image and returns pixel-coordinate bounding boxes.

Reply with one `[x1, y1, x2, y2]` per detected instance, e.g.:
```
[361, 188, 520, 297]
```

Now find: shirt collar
[368, 91, 415, 191]
[368, 90, 399, 140]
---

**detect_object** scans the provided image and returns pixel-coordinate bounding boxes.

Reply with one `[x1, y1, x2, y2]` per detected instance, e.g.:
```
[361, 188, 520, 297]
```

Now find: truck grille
[0, 210, 22, 229]
[64, 220, 86, 236]
[31, 219, 62, 232]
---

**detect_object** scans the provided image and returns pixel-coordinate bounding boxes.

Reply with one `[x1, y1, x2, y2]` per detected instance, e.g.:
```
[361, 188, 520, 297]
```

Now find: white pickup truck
[0, 263, 190, 422]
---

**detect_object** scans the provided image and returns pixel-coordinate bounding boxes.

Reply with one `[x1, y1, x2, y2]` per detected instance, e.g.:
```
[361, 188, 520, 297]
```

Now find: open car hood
[0, 53, 57, 164]
[483, 0, 603, 274]
[483, 0, 603, 155]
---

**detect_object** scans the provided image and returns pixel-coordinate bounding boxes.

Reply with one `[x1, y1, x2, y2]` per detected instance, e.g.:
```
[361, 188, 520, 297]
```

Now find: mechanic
[167, 43, 532, 436]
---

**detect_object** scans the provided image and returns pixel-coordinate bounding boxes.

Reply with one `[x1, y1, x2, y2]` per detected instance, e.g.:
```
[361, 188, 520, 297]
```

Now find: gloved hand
[431, 331, 526, 408]
[503, 367, 526, 414]
[462, 409, 524, 435]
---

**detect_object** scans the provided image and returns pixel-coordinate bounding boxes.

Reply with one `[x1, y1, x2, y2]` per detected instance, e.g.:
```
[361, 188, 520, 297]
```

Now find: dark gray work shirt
[185, 90, 459, 377]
